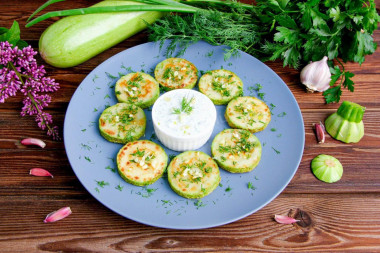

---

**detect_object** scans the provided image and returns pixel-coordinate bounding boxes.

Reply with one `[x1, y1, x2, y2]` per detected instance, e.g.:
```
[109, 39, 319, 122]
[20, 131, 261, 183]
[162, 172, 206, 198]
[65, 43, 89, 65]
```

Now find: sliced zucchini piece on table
[154, 58, 198, 90]
[211, 129, 262, 173]
[115, 72, 159, 109]
[198, 69, 243, 105]
[225, 96, 271, 133]
[167, 151, 220, 199]
[99, 103, 146, 143]
[117, 140, 168, 186]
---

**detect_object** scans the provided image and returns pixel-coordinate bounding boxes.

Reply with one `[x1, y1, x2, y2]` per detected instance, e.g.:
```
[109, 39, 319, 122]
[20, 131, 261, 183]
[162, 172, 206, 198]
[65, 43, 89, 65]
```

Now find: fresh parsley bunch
[149, 0, 380, 103]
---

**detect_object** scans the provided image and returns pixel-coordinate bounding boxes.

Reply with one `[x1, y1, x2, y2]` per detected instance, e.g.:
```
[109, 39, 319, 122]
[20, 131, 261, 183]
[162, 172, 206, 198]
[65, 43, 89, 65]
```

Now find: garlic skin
[300, 56, 331, 92]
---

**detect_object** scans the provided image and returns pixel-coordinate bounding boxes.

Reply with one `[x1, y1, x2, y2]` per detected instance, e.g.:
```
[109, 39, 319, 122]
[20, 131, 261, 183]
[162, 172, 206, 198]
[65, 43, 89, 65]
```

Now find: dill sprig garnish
[172, 96, 194, 115]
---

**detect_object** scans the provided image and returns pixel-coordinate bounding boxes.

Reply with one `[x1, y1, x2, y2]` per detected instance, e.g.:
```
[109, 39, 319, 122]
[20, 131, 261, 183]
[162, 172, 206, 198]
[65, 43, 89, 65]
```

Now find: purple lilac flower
[0, 41, 60, 140]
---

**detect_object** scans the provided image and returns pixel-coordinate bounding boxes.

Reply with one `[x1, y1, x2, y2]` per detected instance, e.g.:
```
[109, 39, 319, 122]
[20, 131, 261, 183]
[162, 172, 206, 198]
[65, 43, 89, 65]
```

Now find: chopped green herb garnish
[150, 133, 157, 141]
[96, 180, 109, 188]
[172, 96, 194, 115]
[194, 199, 206, 208]
[225, 186, 232, 192]
[93, 108, 98, 112]
[105, 165, 116, 173]
[219, 183, 223, 187]
[163, 67, 176, 80]
[115, 184, 124, 191]
[84, 156, 91, 162]
[81, 129, 86, 132]
[272, 147, 281, 154]
[92, 75, 99, 82]
[278, 112, 287, 117]
[161, 200, 173, 205]
[132, 148, 145, 157]
[95, 187, 100, 193]
[105, 72, 117, 79]
[271, 128, 277, 132]
[173, 171, 180, 178]
[104, 94, 110, 99]
[247, 182, 256, 190]
[81, 143, 92, 151]
[169, 154, 176, 160]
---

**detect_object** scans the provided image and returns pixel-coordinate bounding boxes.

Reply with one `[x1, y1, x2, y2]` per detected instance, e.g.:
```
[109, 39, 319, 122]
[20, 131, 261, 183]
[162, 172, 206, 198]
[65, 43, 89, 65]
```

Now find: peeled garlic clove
[300, 56, 331, 92]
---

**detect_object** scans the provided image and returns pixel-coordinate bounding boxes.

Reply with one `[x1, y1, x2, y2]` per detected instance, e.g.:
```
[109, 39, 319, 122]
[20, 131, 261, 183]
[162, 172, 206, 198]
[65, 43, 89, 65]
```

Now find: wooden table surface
[1, 1, 380, 252]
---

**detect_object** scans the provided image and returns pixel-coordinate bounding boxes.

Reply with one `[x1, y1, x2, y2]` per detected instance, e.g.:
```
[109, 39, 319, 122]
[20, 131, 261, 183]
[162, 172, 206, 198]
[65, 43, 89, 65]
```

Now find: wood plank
[0, 193, 379, 252]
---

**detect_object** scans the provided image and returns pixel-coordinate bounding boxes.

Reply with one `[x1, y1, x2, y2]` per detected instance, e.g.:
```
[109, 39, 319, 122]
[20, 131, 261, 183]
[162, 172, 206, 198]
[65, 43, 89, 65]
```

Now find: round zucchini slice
[211, 129, 262, 173]
[99, 103, 146, 143]
[117, 140, 168, 186]
[198, 69, 243, 105]
[225, 96, 271, 133]
[115, 72, 159, 109]
[167, 151, 220, 199]
[154, 58, 198, 90]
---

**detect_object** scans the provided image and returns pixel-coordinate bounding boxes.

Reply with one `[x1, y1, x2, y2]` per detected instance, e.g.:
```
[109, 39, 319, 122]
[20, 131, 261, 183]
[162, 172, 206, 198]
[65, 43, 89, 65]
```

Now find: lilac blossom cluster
[0, 41, 60, 139]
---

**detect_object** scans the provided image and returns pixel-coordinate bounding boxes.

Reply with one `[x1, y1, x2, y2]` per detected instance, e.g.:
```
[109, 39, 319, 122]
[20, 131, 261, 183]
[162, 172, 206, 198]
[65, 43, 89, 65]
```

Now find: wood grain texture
[1, 0, 380, 252]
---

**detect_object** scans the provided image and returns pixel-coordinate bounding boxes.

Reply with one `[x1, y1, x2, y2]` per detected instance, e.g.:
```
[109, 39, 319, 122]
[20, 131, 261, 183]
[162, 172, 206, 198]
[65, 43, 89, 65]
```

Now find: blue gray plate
[64, 41, 304, 229]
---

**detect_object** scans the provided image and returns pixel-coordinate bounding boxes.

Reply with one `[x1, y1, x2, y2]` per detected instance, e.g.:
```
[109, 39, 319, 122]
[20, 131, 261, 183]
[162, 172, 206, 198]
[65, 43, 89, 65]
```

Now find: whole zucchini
[39, 1, 164, 68]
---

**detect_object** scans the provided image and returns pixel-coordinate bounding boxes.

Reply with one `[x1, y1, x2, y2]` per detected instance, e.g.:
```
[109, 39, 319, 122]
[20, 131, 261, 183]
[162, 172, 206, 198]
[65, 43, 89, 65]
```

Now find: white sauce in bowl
[152, 89, 216, 151]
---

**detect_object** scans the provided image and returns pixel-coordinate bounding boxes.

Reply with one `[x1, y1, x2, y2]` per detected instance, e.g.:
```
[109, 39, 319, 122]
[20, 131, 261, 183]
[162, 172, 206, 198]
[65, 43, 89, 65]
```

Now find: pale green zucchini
[99, 103, 146, 143]
[198, 69, 243, 105]
[225, 96, 271, 133]
[211, 129, 262, 173]
[39, 1, 164, 68]
[115, 72, 160, 109]
[154, 58, 198, 90]
[117, 140, 168, 186]
[167, 151, 220, 199]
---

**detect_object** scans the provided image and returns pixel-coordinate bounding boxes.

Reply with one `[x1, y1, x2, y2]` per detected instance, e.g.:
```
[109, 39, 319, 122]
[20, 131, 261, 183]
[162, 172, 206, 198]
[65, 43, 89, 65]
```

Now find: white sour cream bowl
[152, 89, 217, 151]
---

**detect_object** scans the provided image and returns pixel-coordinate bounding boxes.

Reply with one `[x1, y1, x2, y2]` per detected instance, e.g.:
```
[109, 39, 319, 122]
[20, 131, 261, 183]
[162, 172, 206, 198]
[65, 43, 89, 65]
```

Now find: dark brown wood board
[1, 1, 380, 252]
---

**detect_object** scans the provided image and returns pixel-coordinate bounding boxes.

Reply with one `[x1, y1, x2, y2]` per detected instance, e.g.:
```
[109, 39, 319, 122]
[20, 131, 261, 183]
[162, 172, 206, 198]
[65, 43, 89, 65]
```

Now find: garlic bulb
[300, 56, 331, 92]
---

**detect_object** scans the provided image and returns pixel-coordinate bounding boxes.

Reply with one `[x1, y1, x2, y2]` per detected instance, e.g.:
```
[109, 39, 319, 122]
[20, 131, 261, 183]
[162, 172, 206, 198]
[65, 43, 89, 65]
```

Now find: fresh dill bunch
[148, 8, 265, 60]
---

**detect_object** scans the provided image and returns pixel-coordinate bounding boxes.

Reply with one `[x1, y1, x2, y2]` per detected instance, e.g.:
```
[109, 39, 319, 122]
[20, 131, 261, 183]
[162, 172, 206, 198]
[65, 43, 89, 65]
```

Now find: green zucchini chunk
[154, 58, 198, 90]
[39, 1, 164, 68]
[167, 151, 221, 199]
[198, 69, 243, 105]
[99, 103, 146, 143]
[115, 72, 159, 109]
[325, 101, 365, 143]
[117, 140, 168, 186]
[311, 154, 343, 183]
[225, 96, 271, 133]
[211, 129, 262, 173]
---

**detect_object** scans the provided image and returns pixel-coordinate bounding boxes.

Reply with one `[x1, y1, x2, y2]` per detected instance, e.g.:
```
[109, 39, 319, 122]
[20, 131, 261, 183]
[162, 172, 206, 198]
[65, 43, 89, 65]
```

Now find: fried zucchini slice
[154, 58, 198, 90]
[99, 103, 146, 143]
[117, 140, 168, 186]
[225, 96, 271, 133]
[167, 151, 220, 199]
[115, 72, 159, 109]
[211, 129, 262, 173]
[198, 69, 243, 105]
